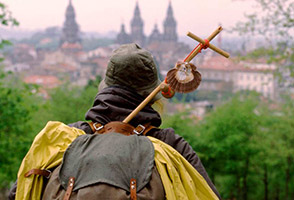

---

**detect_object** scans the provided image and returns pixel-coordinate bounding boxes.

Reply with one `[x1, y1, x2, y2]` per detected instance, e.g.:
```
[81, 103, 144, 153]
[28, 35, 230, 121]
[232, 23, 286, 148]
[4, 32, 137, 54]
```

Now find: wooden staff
[123, 27, 230, 124]
[123, 84, 163, 123]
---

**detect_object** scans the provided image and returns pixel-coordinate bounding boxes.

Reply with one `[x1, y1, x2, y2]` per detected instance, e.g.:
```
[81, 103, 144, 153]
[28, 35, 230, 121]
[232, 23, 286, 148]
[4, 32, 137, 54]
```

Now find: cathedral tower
[117, 24, 132, 44]
[148, 24, 162, 45]
[163, 1, 177, 42]
[60, 0, 81, 51]
[130, 2, 145, 46]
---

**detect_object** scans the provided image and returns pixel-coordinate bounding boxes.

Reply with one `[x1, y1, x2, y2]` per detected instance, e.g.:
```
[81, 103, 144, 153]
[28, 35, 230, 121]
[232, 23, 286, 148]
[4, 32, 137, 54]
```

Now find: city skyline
[2, 0, 256, 37]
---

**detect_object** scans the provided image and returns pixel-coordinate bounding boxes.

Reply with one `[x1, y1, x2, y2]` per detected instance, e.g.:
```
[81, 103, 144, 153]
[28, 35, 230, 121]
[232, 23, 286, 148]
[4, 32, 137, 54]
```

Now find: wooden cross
[184, 26, 230, 63]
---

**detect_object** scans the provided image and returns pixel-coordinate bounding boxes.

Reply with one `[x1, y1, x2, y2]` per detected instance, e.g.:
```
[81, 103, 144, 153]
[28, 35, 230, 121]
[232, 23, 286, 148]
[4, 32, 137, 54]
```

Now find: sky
[2, 0, 257, 37]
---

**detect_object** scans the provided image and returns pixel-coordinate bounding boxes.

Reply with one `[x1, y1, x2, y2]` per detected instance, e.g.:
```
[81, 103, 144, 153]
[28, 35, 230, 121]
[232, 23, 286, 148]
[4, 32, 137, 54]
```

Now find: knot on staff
[200, 39, 210, 51]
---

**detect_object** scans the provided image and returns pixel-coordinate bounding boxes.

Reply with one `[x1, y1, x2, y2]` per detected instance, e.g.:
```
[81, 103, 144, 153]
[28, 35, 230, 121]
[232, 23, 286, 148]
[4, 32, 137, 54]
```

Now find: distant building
[40, 50, 82, 82]
[4, 63, 31, 73]
[116, 1, 178, 47]
[198, 56, 237, 93]
[60, 0, 82, 53]
[11, 44, 38, 64]
[24, 75, 61, 89]
[81, 46, 114, 78]
[234, 61, 277, 99]
[198, 55, 278, 99]
[24, 75, 61, 98]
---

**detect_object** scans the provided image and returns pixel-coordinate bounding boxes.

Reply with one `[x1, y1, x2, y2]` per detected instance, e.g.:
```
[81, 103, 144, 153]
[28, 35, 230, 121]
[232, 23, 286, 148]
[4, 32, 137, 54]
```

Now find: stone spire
[148, 24, 162, 44]
[60, 0, 81, 45]
[163, 1, 177, 42]
[130, 1, 145, 46]
[116, 24, 132, 44]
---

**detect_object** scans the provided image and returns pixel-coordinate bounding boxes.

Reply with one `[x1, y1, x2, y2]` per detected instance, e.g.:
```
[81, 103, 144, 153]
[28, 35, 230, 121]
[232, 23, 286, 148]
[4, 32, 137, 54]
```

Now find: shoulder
[68, 121, 93, 134]
[147, 127, 179, 146]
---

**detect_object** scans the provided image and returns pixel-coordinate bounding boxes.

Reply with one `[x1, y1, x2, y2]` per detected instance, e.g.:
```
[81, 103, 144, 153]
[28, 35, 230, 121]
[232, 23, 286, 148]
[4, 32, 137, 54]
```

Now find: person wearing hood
[68, 43, 220, 198]
[9, 43, 220, 200]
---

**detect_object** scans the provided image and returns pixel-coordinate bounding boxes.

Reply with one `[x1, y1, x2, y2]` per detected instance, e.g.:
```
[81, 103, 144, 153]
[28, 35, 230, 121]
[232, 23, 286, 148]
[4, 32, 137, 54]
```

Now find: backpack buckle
[93, 122, 104, 131]
[133, 124, 145, 135]
[45, 169, 52, 179]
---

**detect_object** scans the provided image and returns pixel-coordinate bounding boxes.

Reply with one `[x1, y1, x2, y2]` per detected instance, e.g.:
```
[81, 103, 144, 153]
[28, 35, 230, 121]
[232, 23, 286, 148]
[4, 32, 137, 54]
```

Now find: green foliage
[163, 92, 294, 199]
[86, 75, 102, 89]
[35, 84, 97, 125]
[0, 3, 19, 27]
[234, 0, 294, 41]
[1, 69, 294, 199]
[0, 2, 18, 61]
[0, 71, 40, 188]
[196, 92, 261, 198]
[0, 70, 99, 189]
[233, 0, 294, 81]
[161, 112, 197, 147]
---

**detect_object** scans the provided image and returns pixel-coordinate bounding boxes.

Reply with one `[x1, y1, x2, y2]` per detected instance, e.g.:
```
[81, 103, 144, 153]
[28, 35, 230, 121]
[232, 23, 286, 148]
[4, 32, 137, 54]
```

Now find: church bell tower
[130, 2, 146, 46]
[163, 1, 178, 42]
[60, 0, 82, 52]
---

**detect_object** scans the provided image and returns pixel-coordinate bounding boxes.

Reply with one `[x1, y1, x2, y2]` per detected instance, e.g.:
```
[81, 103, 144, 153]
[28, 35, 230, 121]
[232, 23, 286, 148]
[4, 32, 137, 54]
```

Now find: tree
[161, 111, 197, 146]
[0, 2, 19, 60]
[31, 83, 99, 128]
[0, 71, 40, 188]
[261, 95, 294, 200]
[233, 0, 294, 83]
[194, 92, 262, 199]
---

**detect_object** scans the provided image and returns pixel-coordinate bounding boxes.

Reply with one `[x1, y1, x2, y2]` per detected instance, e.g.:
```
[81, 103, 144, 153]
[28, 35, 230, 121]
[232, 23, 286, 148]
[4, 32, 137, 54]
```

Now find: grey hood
[85, 85, 162, 127]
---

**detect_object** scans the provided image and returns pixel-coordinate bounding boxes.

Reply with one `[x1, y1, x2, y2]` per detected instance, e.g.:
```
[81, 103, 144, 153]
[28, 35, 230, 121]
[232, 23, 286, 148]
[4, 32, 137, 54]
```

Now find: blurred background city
[0, 0, 294, 199]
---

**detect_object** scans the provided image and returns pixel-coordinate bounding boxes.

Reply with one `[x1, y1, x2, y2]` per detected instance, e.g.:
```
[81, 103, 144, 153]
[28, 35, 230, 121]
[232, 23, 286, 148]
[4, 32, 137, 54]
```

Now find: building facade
[198, 55, 278, 99]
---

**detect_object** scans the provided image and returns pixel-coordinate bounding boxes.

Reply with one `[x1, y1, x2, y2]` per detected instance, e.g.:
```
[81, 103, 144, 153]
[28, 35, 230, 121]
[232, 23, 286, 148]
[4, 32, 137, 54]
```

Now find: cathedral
[116, 1, 178, 47]
[58, 0, 190, 70]
[117, 1, 190, 71]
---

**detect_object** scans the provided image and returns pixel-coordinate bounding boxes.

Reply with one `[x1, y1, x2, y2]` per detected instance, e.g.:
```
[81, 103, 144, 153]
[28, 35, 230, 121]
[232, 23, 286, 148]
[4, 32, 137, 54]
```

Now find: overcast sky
[2, 0, 256, 36]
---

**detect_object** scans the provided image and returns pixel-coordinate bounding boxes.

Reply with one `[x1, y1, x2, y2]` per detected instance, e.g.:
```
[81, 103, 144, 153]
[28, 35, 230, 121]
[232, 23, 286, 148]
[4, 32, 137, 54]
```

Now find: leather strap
[24, 169, 51, 179]
[130, 178, 137, 200]
[133, 122, 157, 136]
[88, 121, 157, 136]
[142, 124, 157, 135]
[63, 177, 75, 200]
[104, 121, 135, 136]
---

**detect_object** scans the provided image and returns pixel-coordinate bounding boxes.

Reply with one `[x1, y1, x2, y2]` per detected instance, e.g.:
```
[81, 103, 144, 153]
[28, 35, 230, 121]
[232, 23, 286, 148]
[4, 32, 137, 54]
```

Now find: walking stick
[123, 26, 230, 124]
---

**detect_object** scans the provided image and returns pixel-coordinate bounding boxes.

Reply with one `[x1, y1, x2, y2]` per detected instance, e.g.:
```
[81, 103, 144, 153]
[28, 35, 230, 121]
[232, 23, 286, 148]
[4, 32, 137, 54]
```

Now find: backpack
[17, 121, 218, 200]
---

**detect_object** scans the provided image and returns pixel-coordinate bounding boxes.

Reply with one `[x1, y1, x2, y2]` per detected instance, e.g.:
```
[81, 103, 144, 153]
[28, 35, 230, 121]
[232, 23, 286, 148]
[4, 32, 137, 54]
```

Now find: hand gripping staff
[123, 26, 230, 124]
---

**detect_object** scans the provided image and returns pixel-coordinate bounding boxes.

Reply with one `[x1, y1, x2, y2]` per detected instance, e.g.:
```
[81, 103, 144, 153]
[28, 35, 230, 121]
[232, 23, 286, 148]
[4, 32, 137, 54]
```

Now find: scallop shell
[166, 62, 201, 93]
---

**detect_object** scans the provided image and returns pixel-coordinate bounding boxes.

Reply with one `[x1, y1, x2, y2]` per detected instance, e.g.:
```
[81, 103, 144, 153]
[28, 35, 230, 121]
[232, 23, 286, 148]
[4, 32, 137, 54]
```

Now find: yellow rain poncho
[16, 121, 85, 200]
[148, 136, 219, 200]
